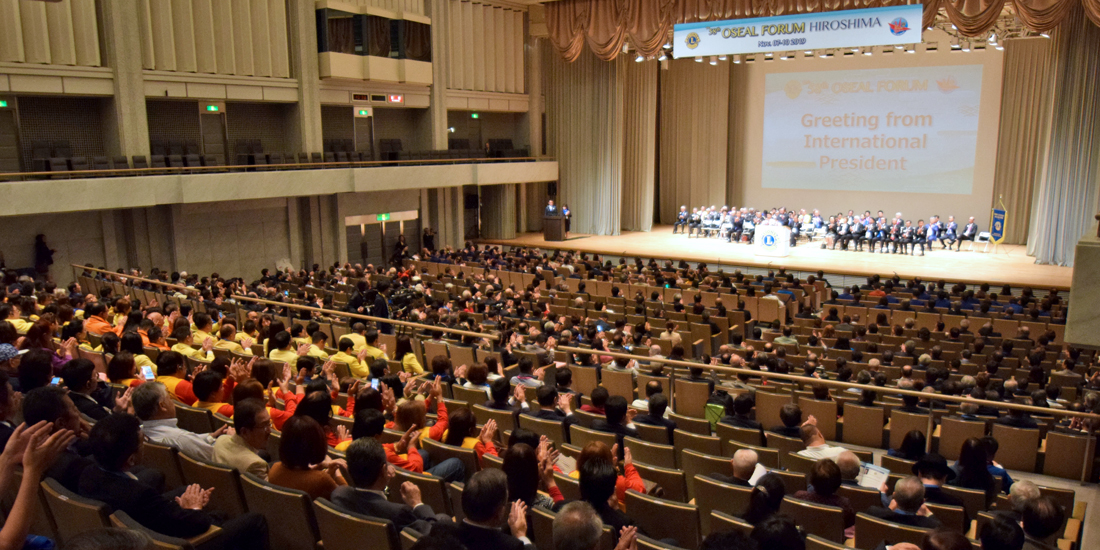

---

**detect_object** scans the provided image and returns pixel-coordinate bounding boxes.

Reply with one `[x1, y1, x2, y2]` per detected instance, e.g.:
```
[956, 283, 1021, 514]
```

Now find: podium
[544, 215, 566, 241]
[754, 226, 791, 257]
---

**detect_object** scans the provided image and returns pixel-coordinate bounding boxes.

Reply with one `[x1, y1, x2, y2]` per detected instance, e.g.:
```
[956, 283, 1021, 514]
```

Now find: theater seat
[240, 473, 320, 550]
[313, 498, 400, 550]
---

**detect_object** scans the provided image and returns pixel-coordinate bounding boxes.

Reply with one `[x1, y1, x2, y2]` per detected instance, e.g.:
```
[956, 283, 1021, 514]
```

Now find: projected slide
[762, 64, 984, 194]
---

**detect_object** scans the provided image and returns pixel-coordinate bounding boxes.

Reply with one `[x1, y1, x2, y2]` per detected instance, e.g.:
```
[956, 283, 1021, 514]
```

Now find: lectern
[544, 215, 566, 241]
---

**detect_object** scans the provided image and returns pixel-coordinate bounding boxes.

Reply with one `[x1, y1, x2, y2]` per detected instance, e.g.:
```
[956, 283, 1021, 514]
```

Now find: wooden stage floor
[479, 225, 1073, 289]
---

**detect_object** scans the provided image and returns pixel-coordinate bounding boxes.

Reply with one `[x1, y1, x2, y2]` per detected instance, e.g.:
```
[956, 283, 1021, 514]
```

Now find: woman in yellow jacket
[120, 332, 158, 375]
[393, 335, 423, 374]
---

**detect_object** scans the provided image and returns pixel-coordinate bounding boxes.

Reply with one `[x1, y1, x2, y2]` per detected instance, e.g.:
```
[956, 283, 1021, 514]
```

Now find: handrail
[70, 264, 192, 293]
[2, 156, 553, 180]
[69, 264, 500, 341]
[557, 346, 1100, 422]
[230, 295, 500, 341]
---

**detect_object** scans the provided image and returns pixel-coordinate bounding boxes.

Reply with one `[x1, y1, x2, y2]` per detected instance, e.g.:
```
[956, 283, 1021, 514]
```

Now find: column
[481, 184, 517, 239]
[426, 0, 449, 150]
[100, 0, 149, 158]
[287, 0, 323, 152]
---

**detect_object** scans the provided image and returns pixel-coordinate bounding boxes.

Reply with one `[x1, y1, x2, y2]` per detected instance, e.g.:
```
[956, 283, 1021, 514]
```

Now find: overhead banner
[673, 5, 923, 58]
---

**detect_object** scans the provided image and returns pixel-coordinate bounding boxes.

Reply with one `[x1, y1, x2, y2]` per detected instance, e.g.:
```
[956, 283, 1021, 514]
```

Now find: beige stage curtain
[546, 49, 624, 235]
[620, 57, 658, 232]
[658, 58, 730, 224]
[547, 0, 1100, 62]
[990, 38, 1054, 245]
[1027, 6, 1100, 266]
[480, 185, 517, 239]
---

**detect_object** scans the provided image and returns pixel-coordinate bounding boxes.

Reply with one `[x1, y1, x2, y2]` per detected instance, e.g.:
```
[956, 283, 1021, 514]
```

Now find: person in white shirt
[797, 423, 848, 461]
[630, 381, 669, 418]
[131, 381, 229, 462]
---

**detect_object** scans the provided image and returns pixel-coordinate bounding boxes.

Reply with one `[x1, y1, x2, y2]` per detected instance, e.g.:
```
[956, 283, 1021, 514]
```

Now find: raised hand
[202, 337, 214, 352]
[557, 393, 573, 414]
[114, 387, 134, 413]
[513, 384, 526, 404]
[614, 526, 638, 550]
[242, 337, 254, 349]
[0, 422, 50, 467]
[507, 500, 528, 538]
[478, 419, 497, 445]
[297, 343, 311, 357]
[400, 481, 423, 507]
[175, 484, 208, 511]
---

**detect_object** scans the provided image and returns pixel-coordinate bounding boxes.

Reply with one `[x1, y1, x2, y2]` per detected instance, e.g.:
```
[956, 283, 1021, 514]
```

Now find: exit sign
[471, 113, 479, 119]
[205, 105, 219, 112]
[376, 213, 391, 221]
[388, 94, 403, 103]
[358, 109, 368, 116]
[0, 100, 7, 108]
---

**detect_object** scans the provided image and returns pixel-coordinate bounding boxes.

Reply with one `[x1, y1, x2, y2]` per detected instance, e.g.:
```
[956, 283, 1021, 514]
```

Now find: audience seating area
[30, 253, 1098, 550]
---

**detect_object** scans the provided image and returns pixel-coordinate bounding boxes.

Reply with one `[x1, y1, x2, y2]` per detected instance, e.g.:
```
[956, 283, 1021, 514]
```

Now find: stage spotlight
[962, 42, 970, 52]
[709, 55, 717, 65]
[906, 47, 915, 53]
[804, 50, 813, 54]
[695, 56, 703, 62]
[718, 54, 727, 61]
[989, 32, 997, 43]
[1040, 32, 1050, 38]
[764, 52, 773, 57]
[733, 55, 741, 64]
[658, 52, 667, 61]
[863, 48, 873, 56]
[780, 54, 789, 60]
[995, 45, 1004, 50]
[635, 54, 644, 62]
[894, 45, 903, 50]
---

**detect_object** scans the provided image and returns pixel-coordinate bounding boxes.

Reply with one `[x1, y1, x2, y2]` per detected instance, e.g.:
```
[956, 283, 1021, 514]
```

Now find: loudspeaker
[464, 194, 480, 209]
[548, 181, 558, 196]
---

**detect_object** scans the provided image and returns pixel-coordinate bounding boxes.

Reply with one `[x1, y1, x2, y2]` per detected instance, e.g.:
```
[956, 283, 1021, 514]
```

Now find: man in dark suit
[78, 413, 269, 550]
[591, 396, 639, 451]
[524, 385, 577, 433]
[957, 217, 979, 251]
[430, 469, 533, 550]
[673, 206, 689, 234]
[913, 453, 969, 526]
[768, 403, 805, 438]
[545, 199, 558, 216]
[332, 438, 451, 534]
[719, 393, 765, 443]
[633, 394, 676, 444]
[865, 476, 943, 529]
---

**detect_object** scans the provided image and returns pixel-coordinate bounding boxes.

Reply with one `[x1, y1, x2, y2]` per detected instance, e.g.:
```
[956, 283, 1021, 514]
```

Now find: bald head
[836, 451, 861, 481]
[892, 476, 925, 513]
[732, 449, 758, 480]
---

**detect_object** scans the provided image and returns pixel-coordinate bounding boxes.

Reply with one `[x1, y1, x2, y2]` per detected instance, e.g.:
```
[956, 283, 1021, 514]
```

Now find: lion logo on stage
[763, 234, 776, 246]
[784, 80, 802, 99]
[685, 32, 700, 49]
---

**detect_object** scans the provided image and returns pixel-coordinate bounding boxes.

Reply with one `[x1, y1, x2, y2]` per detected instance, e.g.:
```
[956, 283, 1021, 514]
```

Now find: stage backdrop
[729, 33, 1004, 229]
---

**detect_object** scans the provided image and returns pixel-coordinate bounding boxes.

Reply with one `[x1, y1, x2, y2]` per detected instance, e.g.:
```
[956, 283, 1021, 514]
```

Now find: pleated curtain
[620, 57, 658, 232]
[547, 0, 1100, 63]
[1027, 6, 1100, 266]
[546, 49, 624, 235]
[990, 38, 1054, 245]
[658, 58, 730, 224]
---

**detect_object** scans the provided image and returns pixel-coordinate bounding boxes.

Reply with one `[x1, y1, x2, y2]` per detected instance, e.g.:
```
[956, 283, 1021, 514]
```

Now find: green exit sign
[205, 105, 219, 112]
[0, 100, 7, 108]
[471, 113, 479, 119]
[358, 109, 369, 116]
[376, 213, 391, 221]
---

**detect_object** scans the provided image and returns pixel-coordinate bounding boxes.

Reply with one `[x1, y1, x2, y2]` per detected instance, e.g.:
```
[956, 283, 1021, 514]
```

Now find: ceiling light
[780, 55, 789, 60]
[805, 50, 813, 54]
[962, 42, 970, 52]
[658, 52, 667, 61]
[695, 56, 703, 62]
[906, 48, 915, 53]
[733, 55, 741, 64]
[895, 45, 903, 50]
[1040, 32, 1050, 38]
[709, 56, 718, 65]
[635, 54, 644, 62]
[995, 45, 1004, 50]
[765, 52, 773, 57]
[718, 55, 727, 61]
[990, 32, 997, 43]
[851, 47, 859, 52]
[863, 48, 873, 56]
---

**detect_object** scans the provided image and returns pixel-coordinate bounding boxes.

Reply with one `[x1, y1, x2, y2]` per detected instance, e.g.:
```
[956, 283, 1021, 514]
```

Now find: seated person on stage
[957, 217, 979, 250]
[673, 206, 689, 234]
[707, 449, 757, 487]
[78, 413, 270, 550]
[941, 216, 959, 249]
[687, 208, 702, 237]
[332, 437, 452, 534]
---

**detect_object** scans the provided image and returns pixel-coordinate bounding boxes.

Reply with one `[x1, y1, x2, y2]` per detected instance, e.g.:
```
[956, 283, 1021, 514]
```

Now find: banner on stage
[990, 208, 1006, 243]
[673, 5, 923, 58]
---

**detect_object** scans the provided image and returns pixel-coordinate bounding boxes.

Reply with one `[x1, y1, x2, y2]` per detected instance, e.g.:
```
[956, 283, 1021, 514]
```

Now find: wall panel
[212, 1, 236, 75]
[44, 0, 77, 66]
[70, 0, 100, 66]
[192, 0, 217, 73]
[139, 0, 156, 69]
[232, 0, 255, 76]
[0, 1, 26, 63]
[268, 0, 290, 78]
[445, 0, 526, 94]
[150, 0, 177, 71]
[250, 0, 272, 77]
[20, 2, 51, 64]
[171, 0, 198, 73]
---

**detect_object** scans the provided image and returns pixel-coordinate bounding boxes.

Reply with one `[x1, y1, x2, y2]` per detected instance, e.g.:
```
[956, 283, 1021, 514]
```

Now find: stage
[478, 225, 1073, 290]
